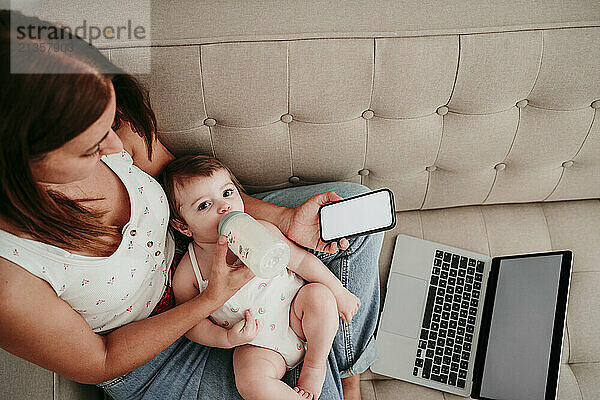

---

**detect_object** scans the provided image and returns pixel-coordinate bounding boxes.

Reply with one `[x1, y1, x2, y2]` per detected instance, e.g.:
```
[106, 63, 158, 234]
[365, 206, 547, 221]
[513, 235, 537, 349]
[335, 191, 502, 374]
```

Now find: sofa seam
[419, 165, 431, 210]
[418, 209, 424, 239]
[109, 25, 600, 50]
[570, 361, 600, 365]
[571, 108, 597, 161]
[569, 364, 585, 400]
[286, 42, 294, 178]
[197, 45, 215, 157]
[371, 380, 379, 400]
[369, 39, 375, 110]
[158, 125, 206, 135]
[565, 320, 572, 365]
[479, 207, 492, 257]
[481, 145, 500, 204]
[375, 111, 443, 120]
[525, 30, 544, 100]
[544, 107, 595, 203]
[539, 204, 554, 250]
[527, 103, 596, 112]
[481, 169, 498, 204]
[292, 116, 362, 125]
[484, 103, 522, 203]
[362, 118, 369, 181]
[449, 105, 518, 116]
[543, 168, 565, 202]
[445, 35, 460, 106]
[361, 39, 376, 177]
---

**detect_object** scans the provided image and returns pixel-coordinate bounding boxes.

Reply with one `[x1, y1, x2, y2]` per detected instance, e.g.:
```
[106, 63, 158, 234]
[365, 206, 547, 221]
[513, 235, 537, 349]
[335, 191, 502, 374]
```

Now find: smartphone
[319, 188, 396, 242]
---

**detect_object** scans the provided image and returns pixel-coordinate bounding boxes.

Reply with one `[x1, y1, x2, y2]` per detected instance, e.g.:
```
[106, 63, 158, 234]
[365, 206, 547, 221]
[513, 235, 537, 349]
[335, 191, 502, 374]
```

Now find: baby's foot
[294, 361, 327, 399]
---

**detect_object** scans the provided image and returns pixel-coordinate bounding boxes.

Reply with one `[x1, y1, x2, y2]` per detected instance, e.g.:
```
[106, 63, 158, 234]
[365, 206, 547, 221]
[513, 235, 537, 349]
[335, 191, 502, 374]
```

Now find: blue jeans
[98, 182, 383, 400]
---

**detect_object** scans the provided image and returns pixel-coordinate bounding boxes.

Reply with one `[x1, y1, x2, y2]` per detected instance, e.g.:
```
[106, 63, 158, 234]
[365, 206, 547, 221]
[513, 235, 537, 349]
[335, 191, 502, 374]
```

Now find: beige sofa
[2, 1, 600, 399]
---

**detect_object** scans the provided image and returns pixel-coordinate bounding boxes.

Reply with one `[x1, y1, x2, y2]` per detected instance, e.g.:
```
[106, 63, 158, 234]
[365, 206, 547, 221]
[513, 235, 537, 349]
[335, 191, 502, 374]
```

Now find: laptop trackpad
[381, 274, 427, 339]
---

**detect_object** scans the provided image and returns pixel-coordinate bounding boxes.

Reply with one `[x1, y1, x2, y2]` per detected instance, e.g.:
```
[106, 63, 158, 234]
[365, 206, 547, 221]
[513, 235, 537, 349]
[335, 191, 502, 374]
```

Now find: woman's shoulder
[115, 123, 174, 177]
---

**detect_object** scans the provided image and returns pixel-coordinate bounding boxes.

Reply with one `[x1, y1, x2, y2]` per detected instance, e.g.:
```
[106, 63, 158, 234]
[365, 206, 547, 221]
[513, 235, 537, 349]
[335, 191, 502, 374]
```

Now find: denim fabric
[98, 182, 383, 399]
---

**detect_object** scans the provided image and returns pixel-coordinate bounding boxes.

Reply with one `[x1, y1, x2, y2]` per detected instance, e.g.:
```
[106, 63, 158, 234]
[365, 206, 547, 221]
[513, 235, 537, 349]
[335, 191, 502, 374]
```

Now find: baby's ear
[170, 218, 192, 237]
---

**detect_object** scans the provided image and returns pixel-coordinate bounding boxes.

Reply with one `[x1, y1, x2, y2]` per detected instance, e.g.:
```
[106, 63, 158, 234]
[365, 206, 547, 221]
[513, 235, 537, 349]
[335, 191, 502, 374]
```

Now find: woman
[0, 10, 383, 400]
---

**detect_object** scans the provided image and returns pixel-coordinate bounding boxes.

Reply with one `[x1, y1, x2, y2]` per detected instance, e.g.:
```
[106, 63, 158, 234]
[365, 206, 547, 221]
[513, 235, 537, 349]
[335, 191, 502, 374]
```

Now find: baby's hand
[226, 309, 259, 347]
[334, 287, 361, 323]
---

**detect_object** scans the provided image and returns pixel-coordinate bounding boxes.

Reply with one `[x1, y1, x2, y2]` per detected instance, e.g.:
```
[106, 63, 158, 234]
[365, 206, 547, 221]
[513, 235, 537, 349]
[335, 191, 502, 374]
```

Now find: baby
[161, 155, 361, 400]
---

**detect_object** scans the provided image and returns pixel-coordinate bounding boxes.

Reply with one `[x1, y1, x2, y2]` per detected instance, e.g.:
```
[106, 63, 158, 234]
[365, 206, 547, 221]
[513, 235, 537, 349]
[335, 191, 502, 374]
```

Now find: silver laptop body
[372, 234, 572, 400]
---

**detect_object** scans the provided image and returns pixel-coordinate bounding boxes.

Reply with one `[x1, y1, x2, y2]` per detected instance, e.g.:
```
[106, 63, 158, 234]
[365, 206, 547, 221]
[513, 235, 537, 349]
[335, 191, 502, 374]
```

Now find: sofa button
[358, 169, 370, 176]
[562, 160, 574, 168]
[494, 162, 507, 171]
[591, 100, 600, 109]
[436, 106, 449, 116]
[516, 99, 528, 108]
[204, 118, 217, 127]
[425, 165, 438, 172]
[362, 110, 375, 120]
[289, 176, 301, 184]
[281, 114, 293, 123]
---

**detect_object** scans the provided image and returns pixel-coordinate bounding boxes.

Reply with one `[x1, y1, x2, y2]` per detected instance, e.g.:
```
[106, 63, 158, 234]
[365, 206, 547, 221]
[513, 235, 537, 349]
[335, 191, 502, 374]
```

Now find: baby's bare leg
[233, 345, 303, 400]
[290, 283, 339, 400]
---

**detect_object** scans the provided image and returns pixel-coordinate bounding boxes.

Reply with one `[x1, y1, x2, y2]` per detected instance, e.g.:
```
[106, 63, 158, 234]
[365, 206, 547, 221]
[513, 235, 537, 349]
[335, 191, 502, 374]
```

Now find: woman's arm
[241, 192, 289, 231]
[0, 258, 220, 384]
[241, 191, 351, 254]
[0, 237, 253, 385]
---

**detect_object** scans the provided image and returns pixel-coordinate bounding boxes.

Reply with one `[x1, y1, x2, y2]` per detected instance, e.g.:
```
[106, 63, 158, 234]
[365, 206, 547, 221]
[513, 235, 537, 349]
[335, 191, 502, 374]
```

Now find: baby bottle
[218, 211, 290, 279]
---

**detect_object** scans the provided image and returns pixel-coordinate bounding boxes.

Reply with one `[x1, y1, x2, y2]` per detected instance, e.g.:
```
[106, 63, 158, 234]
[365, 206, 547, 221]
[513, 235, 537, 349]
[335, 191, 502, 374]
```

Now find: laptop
[371, 234, 573, 400]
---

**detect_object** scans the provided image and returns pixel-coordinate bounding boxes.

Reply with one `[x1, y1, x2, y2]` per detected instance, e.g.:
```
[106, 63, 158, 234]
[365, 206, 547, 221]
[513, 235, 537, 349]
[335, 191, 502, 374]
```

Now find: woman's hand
[203, 235, 255, 305]
[280, 191, 350, 254]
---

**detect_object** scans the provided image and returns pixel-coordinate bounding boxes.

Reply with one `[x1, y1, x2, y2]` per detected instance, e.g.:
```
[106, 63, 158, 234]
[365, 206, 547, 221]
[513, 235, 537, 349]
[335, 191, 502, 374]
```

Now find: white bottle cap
[218, 210, 245, 235]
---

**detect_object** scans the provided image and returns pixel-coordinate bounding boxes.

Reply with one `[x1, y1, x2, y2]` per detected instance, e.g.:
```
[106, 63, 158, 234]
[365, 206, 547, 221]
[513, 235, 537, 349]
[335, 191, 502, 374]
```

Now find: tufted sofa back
[35, 2, 600, 212]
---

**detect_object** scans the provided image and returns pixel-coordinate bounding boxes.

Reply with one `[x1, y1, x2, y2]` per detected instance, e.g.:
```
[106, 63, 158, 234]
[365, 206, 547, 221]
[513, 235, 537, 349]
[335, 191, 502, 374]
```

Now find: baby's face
[175, 168, 244, 244]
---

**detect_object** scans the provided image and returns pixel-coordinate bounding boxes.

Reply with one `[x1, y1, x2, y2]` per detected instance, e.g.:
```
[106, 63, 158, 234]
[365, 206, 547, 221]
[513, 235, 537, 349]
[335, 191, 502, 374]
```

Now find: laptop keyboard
[412, 250, 485, 389]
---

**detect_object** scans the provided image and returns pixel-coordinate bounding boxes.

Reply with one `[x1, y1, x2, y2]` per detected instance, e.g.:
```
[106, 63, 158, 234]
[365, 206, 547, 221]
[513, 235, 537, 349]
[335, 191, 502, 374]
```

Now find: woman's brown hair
[0, 10, 157, 256]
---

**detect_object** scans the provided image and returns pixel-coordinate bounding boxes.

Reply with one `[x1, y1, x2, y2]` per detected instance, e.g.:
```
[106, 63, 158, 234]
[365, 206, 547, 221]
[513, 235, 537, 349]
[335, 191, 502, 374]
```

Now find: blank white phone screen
[321, 190, 393, 241]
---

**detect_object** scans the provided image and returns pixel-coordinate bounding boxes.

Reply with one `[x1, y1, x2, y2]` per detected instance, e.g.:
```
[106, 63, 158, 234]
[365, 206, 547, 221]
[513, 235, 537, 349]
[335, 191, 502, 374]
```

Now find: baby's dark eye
[198, 201, 211, 211]
[223, 189, 234, 197]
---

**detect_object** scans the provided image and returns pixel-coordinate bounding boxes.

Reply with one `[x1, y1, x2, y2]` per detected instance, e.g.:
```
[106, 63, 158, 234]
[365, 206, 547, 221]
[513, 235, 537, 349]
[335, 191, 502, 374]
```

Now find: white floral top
[0, 150, 174, 334]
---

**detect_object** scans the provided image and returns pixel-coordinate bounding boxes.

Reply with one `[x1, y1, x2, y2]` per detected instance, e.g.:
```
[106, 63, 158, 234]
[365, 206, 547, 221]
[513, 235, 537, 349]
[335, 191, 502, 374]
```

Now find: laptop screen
[475, 253, 571, 400]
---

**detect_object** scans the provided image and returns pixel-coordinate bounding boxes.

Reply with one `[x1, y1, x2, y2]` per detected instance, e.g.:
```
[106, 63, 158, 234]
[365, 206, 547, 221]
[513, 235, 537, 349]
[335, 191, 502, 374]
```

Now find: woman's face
[175, 169, 244, 244]
[29, 82, 123, 185]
